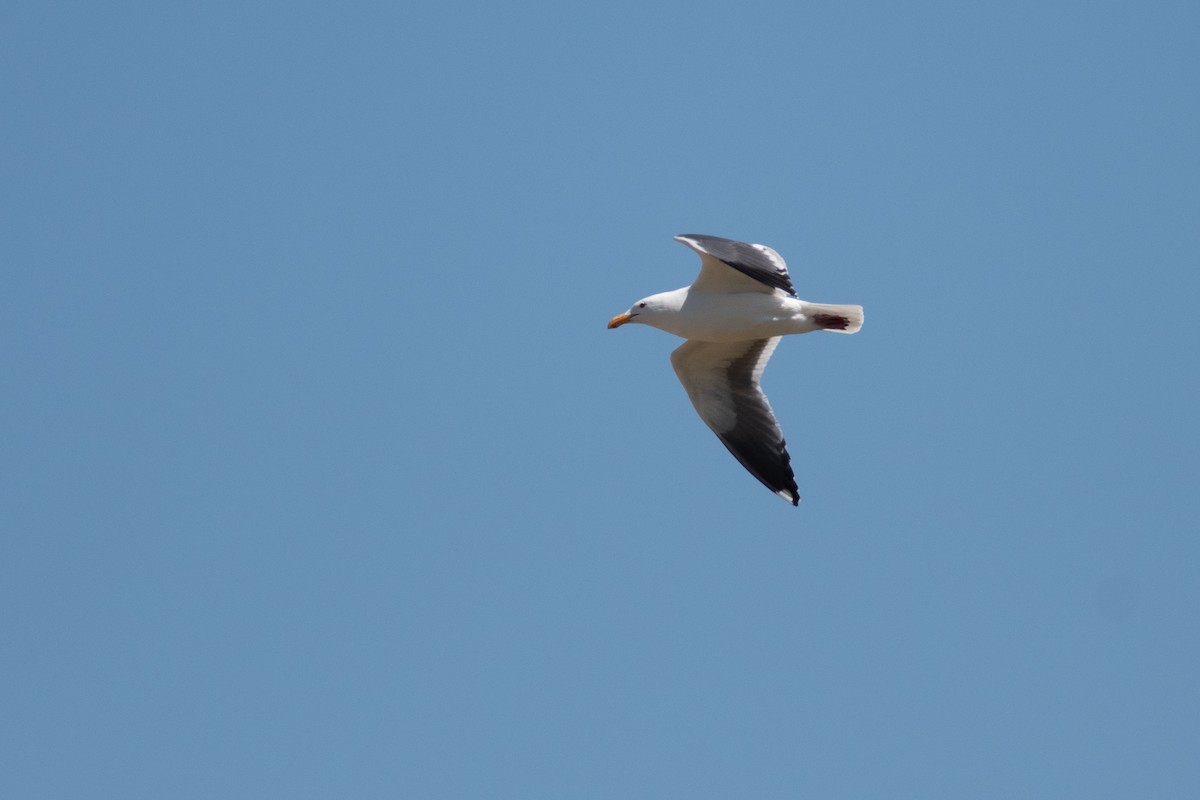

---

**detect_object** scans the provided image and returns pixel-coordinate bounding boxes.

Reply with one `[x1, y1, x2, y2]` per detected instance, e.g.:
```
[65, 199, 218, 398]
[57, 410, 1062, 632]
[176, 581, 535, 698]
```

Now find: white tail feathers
[807, 303, 864, 334]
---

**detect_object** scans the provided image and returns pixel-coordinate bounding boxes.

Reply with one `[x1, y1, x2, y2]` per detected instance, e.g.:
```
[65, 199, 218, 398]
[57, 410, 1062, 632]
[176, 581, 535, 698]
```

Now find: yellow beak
[607, 312, 632, 329]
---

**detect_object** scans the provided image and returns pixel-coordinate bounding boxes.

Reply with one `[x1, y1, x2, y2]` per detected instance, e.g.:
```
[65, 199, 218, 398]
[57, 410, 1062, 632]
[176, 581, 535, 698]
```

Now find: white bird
[608, 234, 863, 505]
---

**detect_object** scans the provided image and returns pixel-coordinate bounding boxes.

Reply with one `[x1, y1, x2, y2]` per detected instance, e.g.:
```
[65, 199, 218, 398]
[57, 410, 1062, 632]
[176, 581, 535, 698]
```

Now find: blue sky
[3, 1, 1198, 797]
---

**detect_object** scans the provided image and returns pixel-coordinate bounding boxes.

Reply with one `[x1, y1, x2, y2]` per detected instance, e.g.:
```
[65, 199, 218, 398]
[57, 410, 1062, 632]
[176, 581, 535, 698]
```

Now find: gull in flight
[608, 234, 863, 505]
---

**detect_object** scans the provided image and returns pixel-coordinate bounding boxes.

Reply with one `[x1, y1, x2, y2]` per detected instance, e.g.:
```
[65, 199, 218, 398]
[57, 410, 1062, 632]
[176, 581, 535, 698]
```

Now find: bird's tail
[807, 303, 864, 334]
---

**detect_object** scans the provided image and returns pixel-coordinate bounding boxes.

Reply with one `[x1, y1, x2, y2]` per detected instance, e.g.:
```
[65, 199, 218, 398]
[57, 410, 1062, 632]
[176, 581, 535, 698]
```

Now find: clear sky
[3, 2, 1198, 797]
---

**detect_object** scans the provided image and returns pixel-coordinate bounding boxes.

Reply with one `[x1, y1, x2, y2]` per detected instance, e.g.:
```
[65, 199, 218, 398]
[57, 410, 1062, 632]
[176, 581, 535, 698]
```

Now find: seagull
[607, 234, 863, 505]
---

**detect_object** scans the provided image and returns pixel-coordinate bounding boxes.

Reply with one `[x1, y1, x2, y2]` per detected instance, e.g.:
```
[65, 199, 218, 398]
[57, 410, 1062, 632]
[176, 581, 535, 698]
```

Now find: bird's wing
[670, 337, 799, 505]
[675, 234, 797, 297]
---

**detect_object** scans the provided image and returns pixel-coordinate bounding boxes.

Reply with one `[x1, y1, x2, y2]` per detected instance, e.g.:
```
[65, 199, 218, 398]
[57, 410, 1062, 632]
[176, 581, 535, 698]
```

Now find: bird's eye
[638, 302, 647, 308]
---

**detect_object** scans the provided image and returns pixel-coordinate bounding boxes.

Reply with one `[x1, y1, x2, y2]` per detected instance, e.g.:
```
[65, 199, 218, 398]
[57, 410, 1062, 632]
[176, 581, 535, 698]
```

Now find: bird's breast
[661, 292, 805, 341]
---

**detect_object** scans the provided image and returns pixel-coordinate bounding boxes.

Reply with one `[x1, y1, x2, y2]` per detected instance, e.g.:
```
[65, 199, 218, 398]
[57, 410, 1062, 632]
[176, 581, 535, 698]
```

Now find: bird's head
[607, 295, 665, 329]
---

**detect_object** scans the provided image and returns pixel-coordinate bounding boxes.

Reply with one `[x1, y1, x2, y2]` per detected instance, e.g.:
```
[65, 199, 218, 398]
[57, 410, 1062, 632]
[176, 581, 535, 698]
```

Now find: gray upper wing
[675, 234, 797, 297]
